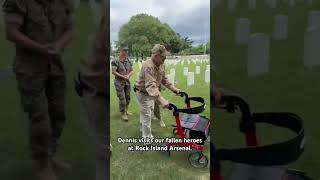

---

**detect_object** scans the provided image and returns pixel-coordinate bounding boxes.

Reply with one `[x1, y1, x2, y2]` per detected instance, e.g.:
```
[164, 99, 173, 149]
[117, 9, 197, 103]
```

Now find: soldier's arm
[126, 60, 134, 78]
[112, 68, 128, 80]
[144, 67, 160, 97]
[144, 67, 170, 108]
[52, 6, 74, 53]
[3, 0, 50, 55]
[5, 23, 49, 54]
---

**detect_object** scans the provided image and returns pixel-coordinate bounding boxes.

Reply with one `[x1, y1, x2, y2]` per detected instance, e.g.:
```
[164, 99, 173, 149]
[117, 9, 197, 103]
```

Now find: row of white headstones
[213, 0, 314, 11]
[235, 10, 320, 76]
[137, 59, 211, 86]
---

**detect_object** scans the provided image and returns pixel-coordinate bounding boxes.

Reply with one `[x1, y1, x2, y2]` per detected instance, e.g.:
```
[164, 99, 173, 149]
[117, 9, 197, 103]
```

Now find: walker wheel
[172, 128, 178, 136]
[188, 152, 208, 168]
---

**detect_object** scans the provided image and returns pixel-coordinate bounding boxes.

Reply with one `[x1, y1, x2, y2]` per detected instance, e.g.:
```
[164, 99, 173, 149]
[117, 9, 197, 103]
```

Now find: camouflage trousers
[153, 101, 161, 120]
[15, 72, 66, 160]
[81, 92, 109, 180]
[114, 80, 131, 112]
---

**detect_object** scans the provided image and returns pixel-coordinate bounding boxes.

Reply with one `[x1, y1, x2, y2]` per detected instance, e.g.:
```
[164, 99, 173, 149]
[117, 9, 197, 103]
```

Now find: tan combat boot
[33, 158, 59, 180]
[126, 111, 133, 116]
[121, 112, 128, 121]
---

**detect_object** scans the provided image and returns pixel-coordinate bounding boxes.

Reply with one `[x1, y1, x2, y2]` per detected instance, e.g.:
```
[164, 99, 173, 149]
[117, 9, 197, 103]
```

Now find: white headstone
[138, 62, 142, 70]
[248, 0, 256, 10]
[273, 15, 288, 40]
[167, 74, 174, 84]
[266, 0, 276, 8]
[183, 67, 188, 76]
[206, 65, 210, 71]
[74, 0, 80, 10]
[306, 0, 312, 5]
[228, 0, 237, 12]
[170, 68, 175, 77]
[196, 66, 201, 74]
[213, 0, 221, 8]
[247, 33, 270, 76]
[307, 11, 320, 30]
[303, 27, 320, 68]
[0, 0, 4, 25]
[0, 67, 14, 80]
[205, 70, 210, 83]
[187, 72, 195, 86]
[235, 18, 250, 45]
[289, 0, 295, 6]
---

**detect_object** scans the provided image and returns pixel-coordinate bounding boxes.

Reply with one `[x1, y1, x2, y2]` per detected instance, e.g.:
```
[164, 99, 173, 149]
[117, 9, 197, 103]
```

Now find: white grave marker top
[183, 67, 188, 76]
[205, 70, 210, 83]
[303, 27, 320, 68]
[196, 66, 201, 74]
[307, 11, 320, 30]
[206, 65, 210, 71]
[247, 33, 270, 76]
[187, 72, 195, 86]
[273, 15, 288, 40]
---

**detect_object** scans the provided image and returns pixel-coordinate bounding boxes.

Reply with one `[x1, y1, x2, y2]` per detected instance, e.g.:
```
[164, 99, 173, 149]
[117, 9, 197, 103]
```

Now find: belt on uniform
[133, 85, 148, 95]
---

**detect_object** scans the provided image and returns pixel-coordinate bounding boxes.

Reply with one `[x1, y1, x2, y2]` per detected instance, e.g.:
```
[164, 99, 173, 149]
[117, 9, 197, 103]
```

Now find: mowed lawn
[213, 1, 320, 179]
[110, 60, 211, 180]
[0, 3, 98, 180]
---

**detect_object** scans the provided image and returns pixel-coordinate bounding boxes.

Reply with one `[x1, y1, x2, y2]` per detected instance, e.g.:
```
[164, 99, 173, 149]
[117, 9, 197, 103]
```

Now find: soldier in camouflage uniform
[134, 44, 180, 141]
[111, 45, 133, 121]
[2, 0, 73, 179]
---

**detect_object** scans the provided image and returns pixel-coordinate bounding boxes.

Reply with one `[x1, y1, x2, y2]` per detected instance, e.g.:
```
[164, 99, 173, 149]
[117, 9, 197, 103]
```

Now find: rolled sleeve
[111, 60, 118, 69]
[2, 0, 26, 25]
[144, 67, 160, 97]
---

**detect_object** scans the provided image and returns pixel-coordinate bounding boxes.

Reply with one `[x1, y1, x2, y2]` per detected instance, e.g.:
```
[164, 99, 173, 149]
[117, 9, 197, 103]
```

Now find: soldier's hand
[39, 44, 59, 57]
[174, 89, 180, 96]
[52, 42, 64, 54]
[122, 75, 129, 80]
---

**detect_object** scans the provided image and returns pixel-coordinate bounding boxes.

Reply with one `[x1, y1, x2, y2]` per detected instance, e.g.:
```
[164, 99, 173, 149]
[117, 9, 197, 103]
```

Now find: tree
[190, 42, 210, 55]
[118, 14, 190, 60]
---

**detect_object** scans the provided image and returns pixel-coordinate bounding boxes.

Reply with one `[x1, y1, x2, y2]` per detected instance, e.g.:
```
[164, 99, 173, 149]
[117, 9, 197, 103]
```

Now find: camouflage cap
[151, 44, 170, 57]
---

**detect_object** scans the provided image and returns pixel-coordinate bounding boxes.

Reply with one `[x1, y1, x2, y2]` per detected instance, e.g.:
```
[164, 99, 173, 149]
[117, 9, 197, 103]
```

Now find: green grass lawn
[110, 60, 211, 180]
[213, 1, 320, 179]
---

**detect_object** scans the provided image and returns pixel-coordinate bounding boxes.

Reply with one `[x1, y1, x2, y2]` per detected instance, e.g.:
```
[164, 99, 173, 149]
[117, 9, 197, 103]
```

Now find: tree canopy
[117, 14, 194, 60]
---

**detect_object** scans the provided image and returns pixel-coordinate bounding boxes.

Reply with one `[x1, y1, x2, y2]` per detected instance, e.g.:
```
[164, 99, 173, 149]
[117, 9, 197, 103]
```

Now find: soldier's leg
[136, 92, 154, 138]
[124, 83, 131, 113]
[154, 101, 161, 120]
[16, 73, 51, 160]
[46, 74, 66, 158]
[124, 83, 131, 110]
[82, 93, 109, 180]
[114, 82, 126, 113]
